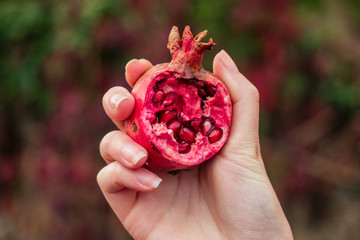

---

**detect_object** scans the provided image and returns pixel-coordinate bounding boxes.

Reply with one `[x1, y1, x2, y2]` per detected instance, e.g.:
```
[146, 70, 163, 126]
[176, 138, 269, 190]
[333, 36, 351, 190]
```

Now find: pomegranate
[125, 26, 232, 171]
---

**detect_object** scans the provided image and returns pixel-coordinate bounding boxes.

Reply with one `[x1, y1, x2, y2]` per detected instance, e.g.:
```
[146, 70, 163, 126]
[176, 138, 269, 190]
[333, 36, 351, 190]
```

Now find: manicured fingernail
[132, 151, 147, 165]
[110, 94, 128, 110]
[218, 50, 238, 73]
[151, 177, 162, 188]
[136, 168, 162, 189]
[122, 144, 147, 166]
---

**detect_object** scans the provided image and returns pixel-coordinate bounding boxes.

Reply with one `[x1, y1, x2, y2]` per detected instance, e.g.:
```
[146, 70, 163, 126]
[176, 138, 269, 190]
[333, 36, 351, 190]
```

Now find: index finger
[125, 59, 153, 88]
[102, 59, 153, 130]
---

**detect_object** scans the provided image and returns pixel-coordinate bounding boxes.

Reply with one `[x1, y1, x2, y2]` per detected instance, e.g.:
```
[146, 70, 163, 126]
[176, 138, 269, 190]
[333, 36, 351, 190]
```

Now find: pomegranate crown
[167, 26, 215, 74]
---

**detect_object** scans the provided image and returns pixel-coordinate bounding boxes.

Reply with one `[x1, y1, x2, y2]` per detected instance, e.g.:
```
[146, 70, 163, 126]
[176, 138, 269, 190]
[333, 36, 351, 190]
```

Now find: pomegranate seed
[198, 85, 217, 100]
[198, 88, 207, 100]
[163, 92, 178, 106]
[206, 85, 217, 97]
[208, 127, 223, 143]
[167, 118, 182, 132]
[190, 118, 202, 132]
[152, 90, 165, 103]
[178, 141, 191, 154]
[181, 127, 196, 143]
[201, 117, 215, 136]
[159, 109, 177, 123]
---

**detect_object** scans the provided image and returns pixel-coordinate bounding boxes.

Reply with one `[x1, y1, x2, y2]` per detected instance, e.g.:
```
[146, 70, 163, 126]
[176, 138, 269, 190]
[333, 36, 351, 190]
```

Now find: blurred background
[0, 0, 359, 239]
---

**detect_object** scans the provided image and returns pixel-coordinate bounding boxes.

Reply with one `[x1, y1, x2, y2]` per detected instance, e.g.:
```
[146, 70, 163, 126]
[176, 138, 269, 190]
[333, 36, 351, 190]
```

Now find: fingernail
[122, 144, 147, 165]
[218, 50, 238, 73]
[137, 168, 162, 189]
[109, 94, 128, 110]
[132, 151, 147, 165]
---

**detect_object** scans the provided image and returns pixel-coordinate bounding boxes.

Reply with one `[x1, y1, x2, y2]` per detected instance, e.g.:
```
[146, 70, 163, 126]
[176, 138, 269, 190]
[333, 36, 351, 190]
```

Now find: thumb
[213, 50, 261, 159]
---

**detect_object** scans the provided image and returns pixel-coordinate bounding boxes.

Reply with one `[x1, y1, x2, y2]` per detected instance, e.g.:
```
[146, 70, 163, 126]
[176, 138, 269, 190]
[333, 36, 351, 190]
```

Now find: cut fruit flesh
[150, 75, 224, 153]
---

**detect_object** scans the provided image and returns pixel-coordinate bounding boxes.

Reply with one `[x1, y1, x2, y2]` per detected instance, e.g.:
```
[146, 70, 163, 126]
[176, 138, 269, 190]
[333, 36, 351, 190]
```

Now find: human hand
[97, 50, 293, 240]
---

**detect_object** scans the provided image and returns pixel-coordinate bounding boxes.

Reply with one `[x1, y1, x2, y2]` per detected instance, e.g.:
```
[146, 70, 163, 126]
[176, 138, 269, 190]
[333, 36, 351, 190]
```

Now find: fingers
[213, 50, 260, 155]
[103, 87, 134, 130]
[97, 161, 162, 193]
[213, 50, 259, 104]
[125, 59, 153, 87]
[98, 130, 162, 193]
[103, 59, 153, 130]
[100, 130, 147, 168]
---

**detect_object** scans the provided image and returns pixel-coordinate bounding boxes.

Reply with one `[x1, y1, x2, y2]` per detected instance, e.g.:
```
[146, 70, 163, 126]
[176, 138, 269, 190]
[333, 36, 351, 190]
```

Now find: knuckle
[99, 130, 121, 157]
[108, 162, 122, 178]
[239, 141, 260, 160]
[96, 168, 105, 185]
[107, 163, 124, 192]
[248, 84, 260, 101]
[97, 162, 124, 193]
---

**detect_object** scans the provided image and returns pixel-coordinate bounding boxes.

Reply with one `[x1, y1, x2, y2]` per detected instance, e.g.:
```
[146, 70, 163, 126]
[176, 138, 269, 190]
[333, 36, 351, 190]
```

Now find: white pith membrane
[142, 72, 231, 165]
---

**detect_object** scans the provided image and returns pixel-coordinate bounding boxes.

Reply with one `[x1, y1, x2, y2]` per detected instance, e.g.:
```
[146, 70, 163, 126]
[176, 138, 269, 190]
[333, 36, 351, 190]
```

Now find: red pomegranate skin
[125, 26, 232, 171]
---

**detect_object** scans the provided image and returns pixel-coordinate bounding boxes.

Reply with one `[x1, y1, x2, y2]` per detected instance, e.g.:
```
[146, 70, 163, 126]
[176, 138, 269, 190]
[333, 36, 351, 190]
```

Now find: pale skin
[97, 50, 294, 240]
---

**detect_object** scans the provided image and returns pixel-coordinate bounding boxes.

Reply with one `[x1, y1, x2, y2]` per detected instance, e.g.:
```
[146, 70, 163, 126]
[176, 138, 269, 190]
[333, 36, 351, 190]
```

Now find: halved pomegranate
[125, 26, 232, 171]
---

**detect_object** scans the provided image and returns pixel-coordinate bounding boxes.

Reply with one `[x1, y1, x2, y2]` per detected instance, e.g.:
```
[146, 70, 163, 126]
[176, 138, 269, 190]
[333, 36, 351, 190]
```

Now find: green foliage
[188, 0, 231, 33]
[344, 0, 360, 26]
[318, 58, 359, 111]
[0, 1, 47, 40]
[295, 0, 325, 12]
[284, 74, 308, 100]
[0, 1, 53, 116]
[319, 81, 358, 111]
